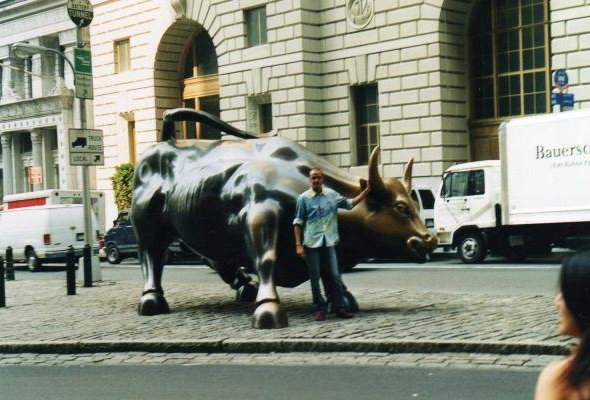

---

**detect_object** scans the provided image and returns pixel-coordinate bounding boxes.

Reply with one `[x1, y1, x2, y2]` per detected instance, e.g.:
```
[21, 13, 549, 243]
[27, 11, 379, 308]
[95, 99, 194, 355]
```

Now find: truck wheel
[106, 244, 122, 264]
[25, 249, 42, 271]
[458, 233, 486, 264]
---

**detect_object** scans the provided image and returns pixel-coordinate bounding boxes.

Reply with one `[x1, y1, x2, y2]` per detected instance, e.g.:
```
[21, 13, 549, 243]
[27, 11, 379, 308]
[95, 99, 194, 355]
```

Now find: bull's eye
[395, 203, 411, 217]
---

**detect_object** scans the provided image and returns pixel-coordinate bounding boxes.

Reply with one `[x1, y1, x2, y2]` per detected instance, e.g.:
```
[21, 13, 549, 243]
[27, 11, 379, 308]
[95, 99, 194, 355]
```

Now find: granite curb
[0, 339, 570, 356]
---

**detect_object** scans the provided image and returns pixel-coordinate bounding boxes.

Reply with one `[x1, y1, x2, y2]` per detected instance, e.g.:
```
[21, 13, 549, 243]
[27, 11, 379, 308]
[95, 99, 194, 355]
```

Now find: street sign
[67, 0, 93, 27]
[74, 48, 92, 74]
[554, 69, 569, 89]
[69, 128, 104, 166]
[70, 153, 104, 166]
[75, 73, 93, 99]
[551, 92, 575, 107]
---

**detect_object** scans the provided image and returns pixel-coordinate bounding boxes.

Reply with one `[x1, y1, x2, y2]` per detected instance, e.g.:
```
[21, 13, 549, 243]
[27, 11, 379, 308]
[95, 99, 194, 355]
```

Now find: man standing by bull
[293, 168, 371, 321]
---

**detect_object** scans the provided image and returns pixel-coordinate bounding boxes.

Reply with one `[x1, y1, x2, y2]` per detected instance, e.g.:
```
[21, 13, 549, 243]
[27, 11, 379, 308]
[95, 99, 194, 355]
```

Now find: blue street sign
[551, 92, 575, 107]
[562, 93, 575, 107]
[554, 69, 569, 88]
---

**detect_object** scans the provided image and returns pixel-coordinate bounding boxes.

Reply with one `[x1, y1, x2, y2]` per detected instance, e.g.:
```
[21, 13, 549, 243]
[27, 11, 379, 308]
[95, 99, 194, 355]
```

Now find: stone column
[1, 133, 13, 196]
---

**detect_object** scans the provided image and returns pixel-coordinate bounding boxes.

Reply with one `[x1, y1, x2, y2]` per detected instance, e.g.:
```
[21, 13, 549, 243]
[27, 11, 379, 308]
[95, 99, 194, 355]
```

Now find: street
[14, 252, 565, 296]
[0, 363, 538, 400]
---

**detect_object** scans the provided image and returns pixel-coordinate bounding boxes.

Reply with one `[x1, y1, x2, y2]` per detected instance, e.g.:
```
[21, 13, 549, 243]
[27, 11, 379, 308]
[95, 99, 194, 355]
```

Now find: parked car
[100, 210, 201, 264]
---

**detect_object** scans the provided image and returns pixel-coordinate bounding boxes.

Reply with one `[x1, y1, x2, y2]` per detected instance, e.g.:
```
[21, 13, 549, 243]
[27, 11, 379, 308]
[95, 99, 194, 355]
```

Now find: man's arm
[293, 224, 304, 257]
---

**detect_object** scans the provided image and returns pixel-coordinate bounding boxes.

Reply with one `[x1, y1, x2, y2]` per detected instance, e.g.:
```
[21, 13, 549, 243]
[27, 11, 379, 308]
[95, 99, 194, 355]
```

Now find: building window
[128, 121, 136, 164]
[245, 7, 268, 47]
[353, 84, 380, 166]
[259, 103, 272, 133]
[470, 0, 549, 120]
[181, 30, 220, 140]
[114, 39, 131, 73]
[21, 134, 32, 154]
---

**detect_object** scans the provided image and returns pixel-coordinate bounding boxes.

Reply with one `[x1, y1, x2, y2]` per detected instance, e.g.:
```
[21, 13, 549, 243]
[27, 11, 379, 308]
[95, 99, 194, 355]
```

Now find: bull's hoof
[138, 292, 170, 316]
[252, 300, 288, 329]
[236, 282, 258, 302]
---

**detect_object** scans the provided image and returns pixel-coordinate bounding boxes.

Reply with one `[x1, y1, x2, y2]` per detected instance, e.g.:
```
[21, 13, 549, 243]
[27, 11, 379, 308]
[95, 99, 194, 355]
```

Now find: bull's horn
[368, 145, 386, 194]
[402, 158, 414, 192]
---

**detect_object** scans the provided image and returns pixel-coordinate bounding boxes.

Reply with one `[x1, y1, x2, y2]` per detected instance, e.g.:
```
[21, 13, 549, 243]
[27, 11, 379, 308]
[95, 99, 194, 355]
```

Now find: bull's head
[348, 147, 437, 261]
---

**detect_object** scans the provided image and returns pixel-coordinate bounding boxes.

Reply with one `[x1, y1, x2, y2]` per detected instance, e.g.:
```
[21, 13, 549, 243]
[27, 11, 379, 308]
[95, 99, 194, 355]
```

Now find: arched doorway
[181, 30, 220, 140]
[468, 0, 550, 160]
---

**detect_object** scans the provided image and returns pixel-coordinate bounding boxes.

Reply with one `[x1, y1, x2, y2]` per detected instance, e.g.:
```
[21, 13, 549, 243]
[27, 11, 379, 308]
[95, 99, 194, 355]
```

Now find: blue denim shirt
[293, 187, 353, 248]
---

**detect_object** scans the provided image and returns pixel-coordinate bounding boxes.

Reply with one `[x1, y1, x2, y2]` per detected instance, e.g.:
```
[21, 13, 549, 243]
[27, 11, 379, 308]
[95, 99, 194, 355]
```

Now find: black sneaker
[336, 309, 353, 319]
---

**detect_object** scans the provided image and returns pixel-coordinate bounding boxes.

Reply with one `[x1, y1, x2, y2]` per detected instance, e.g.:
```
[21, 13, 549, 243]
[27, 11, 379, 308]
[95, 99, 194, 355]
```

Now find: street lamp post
[12, 42, 95, 286]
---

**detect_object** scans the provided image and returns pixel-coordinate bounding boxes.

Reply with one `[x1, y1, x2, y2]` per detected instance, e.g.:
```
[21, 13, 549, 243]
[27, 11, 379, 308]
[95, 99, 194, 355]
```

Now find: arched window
[469, 0, 550, 160]
[181, 31, 220, 140]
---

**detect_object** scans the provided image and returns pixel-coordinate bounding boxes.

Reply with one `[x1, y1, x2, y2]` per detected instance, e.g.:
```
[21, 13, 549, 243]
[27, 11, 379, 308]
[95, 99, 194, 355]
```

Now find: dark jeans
[305, 245, 346, 312]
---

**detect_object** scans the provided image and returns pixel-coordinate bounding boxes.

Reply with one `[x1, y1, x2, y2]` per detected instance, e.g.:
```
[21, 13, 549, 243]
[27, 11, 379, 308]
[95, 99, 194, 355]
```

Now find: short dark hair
[560, 250, 590, 386]
[309, 168, 323, 176]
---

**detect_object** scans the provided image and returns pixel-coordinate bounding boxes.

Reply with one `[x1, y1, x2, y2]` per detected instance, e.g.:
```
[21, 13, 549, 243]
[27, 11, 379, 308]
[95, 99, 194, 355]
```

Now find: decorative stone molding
[119, 111, 135, 121]
[346, 54, 379, 85]
[346, 0, 374, 29]
[0, 95, 73, 122]
[48, 78, 73, 96]
[171, 0, 186, 19]
[244, 67, 270, 96]
[1, 133, 12, 148]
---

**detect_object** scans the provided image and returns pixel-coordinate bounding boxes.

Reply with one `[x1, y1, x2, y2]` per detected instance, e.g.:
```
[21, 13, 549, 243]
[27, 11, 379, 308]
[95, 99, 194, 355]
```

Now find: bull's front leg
[245, 201, 288, 329]
[137, 240, 172, 316]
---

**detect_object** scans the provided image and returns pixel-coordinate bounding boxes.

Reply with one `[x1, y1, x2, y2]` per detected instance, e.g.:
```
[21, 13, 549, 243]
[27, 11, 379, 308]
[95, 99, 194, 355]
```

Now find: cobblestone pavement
[0, 277, 570, 353]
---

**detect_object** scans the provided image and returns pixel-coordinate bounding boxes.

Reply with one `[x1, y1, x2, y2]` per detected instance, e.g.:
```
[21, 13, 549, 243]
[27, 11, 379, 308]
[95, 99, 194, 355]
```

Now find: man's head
[309, 168, 324, 193]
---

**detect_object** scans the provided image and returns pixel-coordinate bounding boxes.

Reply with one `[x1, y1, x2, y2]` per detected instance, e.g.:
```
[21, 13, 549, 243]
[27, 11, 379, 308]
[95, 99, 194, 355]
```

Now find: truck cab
[435, 161, 501, 262]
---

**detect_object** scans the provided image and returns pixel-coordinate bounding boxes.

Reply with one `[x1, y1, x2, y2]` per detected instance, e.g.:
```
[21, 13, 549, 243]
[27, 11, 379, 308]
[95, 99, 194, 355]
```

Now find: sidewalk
[0, 276, 570, 356]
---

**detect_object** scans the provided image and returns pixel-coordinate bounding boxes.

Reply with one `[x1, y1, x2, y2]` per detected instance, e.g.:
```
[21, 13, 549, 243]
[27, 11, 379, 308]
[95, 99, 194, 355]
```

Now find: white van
[0, 204, 100, 269]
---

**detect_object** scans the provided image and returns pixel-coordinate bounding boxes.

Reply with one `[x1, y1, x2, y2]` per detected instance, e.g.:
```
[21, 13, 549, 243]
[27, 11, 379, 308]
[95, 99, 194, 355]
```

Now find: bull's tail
[161, 108, 278, 141]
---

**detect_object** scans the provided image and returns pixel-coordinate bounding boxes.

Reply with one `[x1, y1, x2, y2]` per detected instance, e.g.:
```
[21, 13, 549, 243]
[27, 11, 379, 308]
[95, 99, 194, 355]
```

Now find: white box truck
[434, 109, 590, 263]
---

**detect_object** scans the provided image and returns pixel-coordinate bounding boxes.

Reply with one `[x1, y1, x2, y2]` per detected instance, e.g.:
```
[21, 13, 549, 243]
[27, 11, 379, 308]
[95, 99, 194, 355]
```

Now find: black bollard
[66, 245, 76, 295]
[5, 246, 14, 281]
[83, 244, 92, 288]
[0, 257, 5, 307]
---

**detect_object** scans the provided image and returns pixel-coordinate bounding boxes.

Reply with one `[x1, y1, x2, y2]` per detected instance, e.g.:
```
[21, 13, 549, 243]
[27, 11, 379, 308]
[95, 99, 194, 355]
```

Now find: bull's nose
[422, 232, 438, 250]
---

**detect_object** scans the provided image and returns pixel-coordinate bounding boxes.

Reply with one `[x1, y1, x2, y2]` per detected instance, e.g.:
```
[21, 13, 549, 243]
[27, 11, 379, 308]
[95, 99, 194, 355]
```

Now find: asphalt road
[12, 252, 564, 296]
[0, 364, 538, 400]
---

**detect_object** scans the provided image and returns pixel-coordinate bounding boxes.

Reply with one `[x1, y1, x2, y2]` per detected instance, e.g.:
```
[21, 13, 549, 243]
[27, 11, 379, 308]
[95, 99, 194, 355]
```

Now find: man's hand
[296, 244, 305, 257]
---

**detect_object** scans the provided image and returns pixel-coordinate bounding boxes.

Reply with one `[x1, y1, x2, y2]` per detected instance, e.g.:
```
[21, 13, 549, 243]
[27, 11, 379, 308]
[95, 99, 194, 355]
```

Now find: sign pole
[77, 26, 93, 287]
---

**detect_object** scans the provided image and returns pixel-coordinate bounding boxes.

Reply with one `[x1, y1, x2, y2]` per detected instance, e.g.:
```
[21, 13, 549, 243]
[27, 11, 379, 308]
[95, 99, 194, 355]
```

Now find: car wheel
[106, 244, 122, 264]
[25, 248, 42, 271]
[458, 232, 486, 264]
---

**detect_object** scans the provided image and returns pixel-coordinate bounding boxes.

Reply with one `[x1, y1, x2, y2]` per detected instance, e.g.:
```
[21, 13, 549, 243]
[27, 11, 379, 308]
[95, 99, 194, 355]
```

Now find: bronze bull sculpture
[131, 108, 437, 329]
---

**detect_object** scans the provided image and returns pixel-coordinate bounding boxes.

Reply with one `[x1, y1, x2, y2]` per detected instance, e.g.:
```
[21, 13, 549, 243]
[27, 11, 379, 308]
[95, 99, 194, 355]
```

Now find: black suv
[100, 210, 200, 264]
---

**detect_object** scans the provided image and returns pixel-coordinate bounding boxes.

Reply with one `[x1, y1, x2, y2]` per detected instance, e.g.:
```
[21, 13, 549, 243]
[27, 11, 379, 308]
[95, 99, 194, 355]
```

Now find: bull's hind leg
[137, 239, 173, 316]
[246, 202, 288, 329]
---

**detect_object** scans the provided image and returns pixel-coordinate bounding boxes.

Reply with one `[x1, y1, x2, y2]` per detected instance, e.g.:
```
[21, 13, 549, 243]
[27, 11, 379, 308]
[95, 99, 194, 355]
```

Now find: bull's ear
[359, 178, 368, 190]
[402, 158, 414, 192]
[368, 145, 386, 195]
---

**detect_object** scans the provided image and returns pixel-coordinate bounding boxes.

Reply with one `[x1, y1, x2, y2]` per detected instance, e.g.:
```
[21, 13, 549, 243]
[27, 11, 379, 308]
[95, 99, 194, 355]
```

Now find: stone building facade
[90, 0, 590, 224]
[0, 0, 95, 200]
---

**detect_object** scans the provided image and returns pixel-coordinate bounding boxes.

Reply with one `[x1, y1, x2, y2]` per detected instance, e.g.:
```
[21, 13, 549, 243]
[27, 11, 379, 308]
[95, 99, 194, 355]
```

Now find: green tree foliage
[111, 163, 134, 212]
